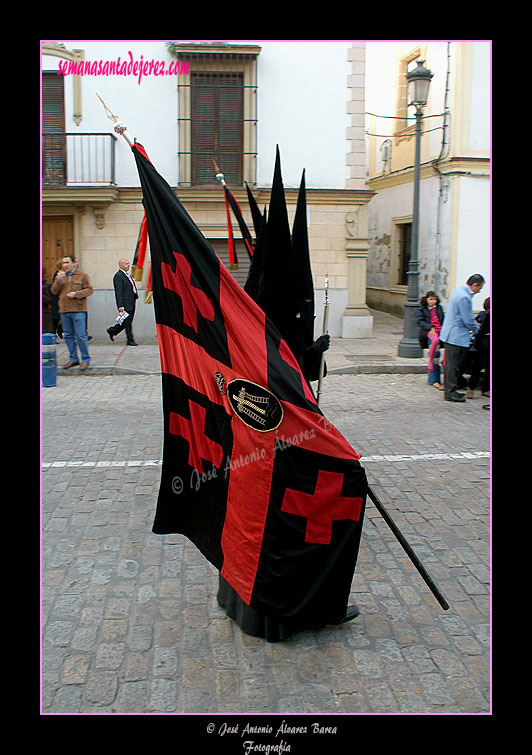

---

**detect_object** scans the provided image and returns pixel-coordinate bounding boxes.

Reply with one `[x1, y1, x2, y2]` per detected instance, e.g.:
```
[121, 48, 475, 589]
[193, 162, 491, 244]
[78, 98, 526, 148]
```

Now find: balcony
[42, 132, 117, 186]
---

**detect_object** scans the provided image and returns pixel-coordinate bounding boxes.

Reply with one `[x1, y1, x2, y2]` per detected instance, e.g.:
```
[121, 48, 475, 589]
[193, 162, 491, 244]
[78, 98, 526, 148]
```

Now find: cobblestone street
[41, 372, 490, 718]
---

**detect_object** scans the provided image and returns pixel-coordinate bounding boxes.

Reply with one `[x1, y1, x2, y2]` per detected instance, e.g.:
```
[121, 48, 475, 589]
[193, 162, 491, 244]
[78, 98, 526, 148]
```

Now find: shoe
[445, 392, 466, 403]
[107, 328, 115, 342]
[466, 388, 475, 399]
[127, 341, 138, 346]
[333, 605, 360, 625]
[294, 604, 361, 633]
[482, 391, 490, 397]
[482, 404, 490, 410]
[63, 361, 79, 369]
[79, 362, 89, 370]
[433, 383, 441, 389]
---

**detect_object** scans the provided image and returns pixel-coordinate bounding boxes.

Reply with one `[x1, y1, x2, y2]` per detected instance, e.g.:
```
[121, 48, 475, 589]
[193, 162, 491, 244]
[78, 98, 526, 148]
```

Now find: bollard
[42, 333, 57, 387]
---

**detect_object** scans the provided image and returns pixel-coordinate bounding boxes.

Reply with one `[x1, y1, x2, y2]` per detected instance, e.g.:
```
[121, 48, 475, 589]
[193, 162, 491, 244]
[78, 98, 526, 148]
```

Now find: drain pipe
[432, 42, 451, 297]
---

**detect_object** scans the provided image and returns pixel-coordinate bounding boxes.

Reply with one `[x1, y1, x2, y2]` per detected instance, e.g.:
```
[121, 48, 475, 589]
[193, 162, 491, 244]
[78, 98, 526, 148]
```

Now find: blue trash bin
[42, 333, 57, 387]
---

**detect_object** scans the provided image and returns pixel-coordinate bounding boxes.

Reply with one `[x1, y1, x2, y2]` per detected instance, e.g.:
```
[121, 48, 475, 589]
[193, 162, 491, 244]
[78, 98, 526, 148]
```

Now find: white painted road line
[42, 451, 489, 469]
[362, 451, 490, 462]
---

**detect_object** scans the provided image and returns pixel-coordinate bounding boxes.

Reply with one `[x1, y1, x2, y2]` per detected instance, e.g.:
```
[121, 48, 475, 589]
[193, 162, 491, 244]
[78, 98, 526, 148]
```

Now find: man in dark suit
[106, 258, 139, 345]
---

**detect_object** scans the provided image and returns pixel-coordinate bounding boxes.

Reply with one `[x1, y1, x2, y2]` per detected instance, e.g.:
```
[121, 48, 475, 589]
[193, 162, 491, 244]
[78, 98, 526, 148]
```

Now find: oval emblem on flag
[227, 379, 283, 432]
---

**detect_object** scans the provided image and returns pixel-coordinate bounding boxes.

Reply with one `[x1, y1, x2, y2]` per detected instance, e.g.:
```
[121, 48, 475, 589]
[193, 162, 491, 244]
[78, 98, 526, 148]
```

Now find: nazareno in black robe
[216, 336, 336, 643]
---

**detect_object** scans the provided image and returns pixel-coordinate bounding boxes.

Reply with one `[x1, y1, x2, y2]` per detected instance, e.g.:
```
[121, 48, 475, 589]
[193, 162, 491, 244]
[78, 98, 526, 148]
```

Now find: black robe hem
[217, 575, 329, 643]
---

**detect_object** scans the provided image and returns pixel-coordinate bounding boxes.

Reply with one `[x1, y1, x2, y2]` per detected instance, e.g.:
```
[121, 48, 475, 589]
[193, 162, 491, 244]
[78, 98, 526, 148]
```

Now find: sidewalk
[53, 309, 430, 377]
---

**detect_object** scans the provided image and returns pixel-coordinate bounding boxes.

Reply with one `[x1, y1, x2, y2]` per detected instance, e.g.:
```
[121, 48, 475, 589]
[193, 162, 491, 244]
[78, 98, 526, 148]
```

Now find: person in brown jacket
[50, 255, 93, 369]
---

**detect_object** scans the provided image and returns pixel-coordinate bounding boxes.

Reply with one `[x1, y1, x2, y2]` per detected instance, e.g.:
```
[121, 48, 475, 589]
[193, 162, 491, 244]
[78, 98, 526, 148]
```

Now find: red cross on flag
[132, 143, 367, 629]
[281, 470, 364, 545]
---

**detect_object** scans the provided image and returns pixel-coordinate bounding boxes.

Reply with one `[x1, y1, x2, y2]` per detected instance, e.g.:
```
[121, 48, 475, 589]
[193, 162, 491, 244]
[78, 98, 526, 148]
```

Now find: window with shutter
[393, 48, 422, 138]
[173, 45, 259, 187]
[398, 222, 412, 286]
[42, 73, 66, 185]
[191, 71, 244, 184]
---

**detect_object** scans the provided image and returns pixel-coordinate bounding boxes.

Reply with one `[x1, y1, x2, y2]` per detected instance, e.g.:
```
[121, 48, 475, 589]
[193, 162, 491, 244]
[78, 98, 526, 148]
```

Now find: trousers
[443, 342, 467, 397]
[108, 308, 136, 342]
[61, 311, 90, 364]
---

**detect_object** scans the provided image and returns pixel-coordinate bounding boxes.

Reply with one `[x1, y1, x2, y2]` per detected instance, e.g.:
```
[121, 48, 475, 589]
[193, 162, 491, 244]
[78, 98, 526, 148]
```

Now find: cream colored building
[365, 41, 490, 315]
[41, 40, 374, 339]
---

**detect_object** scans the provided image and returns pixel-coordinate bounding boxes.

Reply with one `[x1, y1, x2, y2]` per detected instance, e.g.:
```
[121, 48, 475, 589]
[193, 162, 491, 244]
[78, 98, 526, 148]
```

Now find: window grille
[191, 70, 244, 183]
[174, 47, 259, 187]
[398, 222, 412, 286]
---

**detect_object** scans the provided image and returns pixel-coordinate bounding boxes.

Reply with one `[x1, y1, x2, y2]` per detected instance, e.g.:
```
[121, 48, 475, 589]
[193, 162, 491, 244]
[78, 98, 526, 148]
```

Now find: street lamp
[398, 59, 433, 358]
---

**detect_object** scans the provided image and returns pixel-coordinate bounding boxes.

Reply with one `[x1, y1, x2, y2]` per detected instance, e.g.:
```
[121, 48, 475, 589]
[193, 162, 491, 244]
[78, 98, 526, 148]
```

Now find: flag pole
[316, 271, 329, 405]
[215, 163, 255, 264]
[311, 268, 449, 607]
[97, 96, 151, 299]
[310, 263, 448, 607]
[367, 485, 450, 610]
[215, 169, 239, 270]
[97, 93, 135, 146]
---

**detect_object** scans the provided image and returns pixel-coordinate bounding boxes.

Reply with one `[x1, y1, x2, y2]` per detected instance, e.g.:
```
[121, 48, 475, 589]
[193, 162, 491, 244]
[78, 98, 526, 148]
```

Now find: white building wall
[44, 41, 179, 186]
[367, 171, 490, 309]
[44, 40, 353, 191]
[469, 43, 491, 151]
[365, 40, 490, 312]
[43, 40, 366, 338]
[452, 175, 491, 304]
[255, 41, 351, 188]
[366, 176, 444, 291]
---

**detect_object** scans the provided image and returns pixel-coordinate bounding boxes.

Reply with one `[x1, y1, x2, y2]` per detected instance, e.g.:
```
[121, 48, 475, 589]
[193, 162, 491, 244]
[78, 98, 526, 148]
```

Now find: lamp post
[398, 59, 433, 358]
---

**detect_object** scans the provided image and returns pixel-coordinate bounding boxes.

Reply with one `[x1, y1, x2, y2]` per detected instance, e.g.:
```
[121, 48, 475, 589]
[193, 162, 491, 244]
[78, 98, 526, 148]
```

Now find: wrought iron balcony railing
[42, 133, 117, 186]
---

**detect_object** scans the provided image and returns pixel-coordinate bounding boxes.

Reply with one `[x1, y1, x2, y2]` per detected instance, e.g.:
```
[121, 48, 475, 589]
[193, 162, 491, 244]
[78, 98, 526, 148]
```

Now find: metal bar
[44, 133, 116, 186]
[110, 133, 116, 184]
[366, 485, 450, 611]
[316, 272, 329, 405]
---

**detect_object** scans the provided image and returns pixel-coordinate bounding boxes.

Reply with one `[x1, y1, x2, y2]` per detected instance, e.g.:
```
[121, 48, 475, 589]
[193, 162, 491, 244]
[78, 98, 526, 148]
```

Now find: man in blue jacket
[440, 274, 485, 402]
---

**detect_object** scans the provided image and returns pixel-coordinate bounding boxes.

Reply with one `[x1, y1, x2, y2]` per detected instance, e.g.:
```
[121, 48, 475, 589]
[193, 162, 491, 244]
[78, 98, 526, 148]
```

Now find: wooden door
[42, 215, 74, 282]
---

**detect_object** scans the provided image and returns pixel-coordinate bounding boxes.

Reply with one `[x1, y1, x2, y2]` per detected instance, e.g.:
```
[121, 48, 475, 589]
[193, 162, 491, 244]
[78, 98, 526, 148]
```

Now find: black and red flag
[132, 142, 367, 629]
[244, 148, 326, 382]
[291, 168, 314, 353]
[222, 184, 255, 265]
[246, 146, 302, 363]
[246, 181, 265, 240]
[131, 212, 148, 282]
